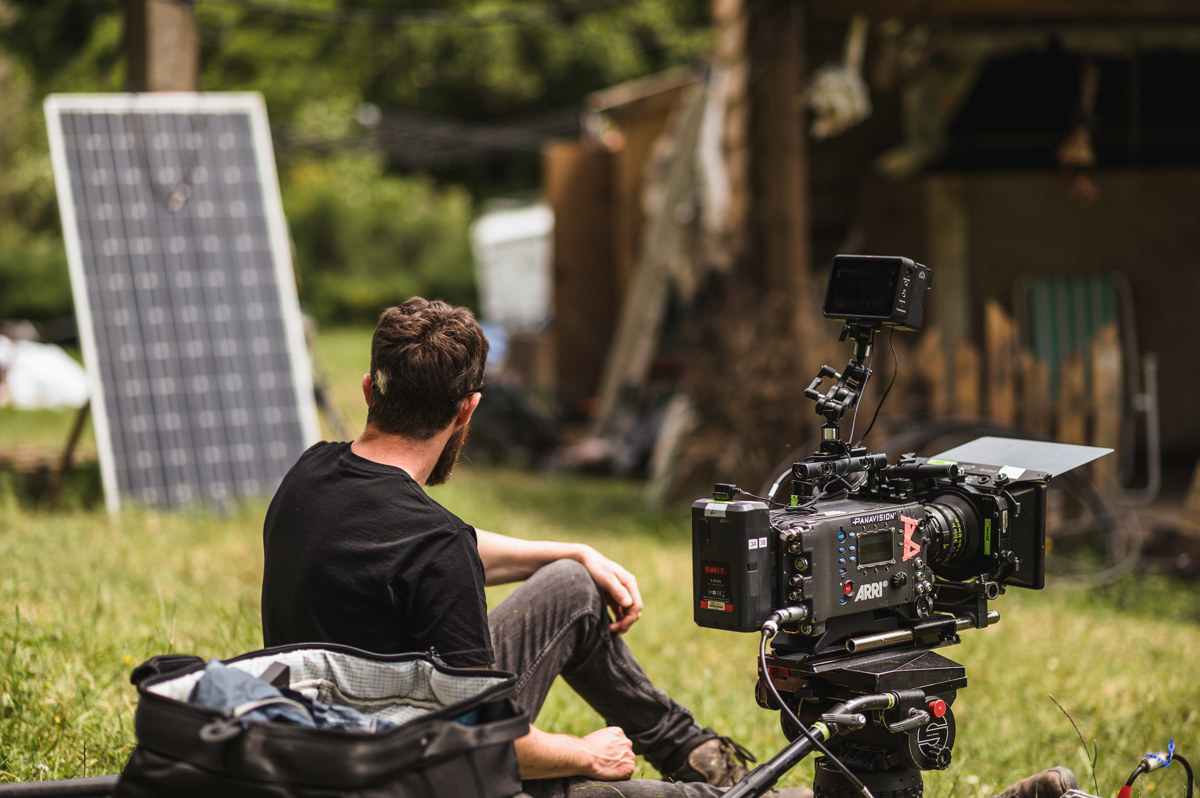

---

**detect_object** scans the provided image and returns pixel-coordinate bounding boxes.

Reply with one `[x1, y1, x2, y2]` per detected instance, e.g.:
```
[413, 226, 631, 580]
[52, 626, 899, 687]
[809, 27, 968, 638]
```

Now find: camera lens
[923, 491, 985, 580]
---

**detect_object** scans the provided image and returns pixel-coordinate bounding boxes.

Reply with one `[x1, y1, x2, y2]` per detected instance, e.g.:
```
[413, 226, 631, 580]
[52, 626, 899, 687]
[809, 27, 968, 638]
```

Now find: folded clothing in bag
[188, 659, 398, 733]
[115, 644, 529, 798]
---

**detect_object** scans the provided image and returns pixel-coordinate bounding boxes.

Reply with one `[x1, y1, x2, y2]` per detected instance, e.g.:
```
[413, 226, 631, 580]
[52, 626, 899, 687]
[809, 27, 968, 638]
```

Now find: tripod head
[725, 628, 973, 798]
[773, 644, 965, 796]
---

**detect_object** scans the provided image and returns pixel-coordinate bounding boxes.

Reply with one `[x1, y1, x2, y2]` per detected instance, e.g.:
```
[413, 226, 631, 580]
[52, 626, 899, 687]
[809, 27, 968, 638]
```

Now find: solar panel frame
[44, 92, 320, 512]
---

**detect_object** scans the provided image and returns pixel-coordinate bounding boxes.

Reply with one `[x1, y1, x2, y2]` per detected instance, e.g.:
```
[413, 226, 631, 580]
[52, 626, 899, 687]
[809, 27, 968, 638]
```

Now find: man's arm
[464, 665, 634, 780]
[474, 529, 643, 636]
[514, 724, 635, 780]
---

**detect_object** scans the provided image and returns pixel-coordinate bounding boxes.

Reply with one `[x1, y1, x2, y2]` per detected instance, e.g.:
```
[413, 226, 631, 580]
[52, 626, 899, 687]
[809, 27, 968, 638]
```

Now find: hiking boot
[668, 735, 756, 788]
[993, 767, 1081, 798]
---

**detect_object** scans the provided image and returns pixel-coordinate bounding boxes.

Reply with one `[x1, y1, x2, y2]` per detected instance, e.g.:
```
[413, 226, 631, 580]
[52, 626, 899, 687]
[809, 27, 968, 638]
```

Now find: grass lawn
[1, 326, 1197, 794]
[2, 466, 1198, 794]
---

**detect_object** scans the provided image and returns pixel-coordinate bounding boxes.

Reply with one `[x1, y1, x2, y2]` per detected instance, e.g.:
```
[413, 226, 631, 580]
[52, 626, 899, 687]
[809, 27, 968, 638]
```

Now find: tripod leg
[722, 734, 820, 798]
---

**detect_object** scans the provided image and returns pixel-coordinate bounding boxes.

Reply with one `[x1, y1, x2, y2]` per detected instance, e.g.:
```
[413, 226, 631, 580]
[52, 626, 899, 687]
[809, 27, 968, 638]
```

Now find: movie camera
[691, 255, 1110, 798]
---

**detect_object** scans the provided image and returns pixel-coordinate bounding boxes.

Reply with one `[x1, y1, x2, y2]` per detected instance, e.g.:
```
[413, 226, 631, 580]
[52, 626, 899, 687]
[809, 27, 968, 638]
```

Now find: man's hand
[576, 546, 644, 636]
[578, 727, 636, 780]
[475, 530, 644, 635]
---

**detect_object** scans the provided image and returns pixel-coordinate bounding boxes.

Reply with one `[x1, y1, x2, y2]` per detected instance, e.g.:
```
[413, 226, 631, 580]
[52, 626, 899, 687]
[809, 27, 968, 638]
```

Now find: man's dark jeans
[489, 559, 729, 798]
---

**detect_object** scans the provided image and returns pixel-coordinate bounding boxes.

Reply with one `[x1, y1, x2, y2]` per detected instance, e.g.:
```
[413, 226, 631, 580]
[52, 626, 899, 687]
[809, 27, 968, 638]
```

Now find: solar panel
[44, 93, 320, 512]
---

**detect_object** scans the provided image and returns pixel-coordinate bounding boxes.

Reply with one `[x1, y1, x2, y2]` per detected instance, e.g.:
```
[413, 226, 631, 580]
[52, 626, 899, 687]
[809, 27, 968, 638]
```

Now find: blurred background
[3, 3, 1200, 791]
[2, 0, 1199, 572]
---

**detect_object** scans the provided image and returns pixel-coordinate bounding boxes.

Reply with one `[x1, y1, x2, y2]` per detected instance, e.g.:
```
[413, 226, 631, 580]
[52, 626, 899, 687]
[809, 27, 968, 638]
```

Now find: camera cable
[783, 476, 857, 513]
[755, 618, 875, 798]
[853, 327, 899, 449]
[1119, 740, 1193, 798]
[716, 483, 848, 513]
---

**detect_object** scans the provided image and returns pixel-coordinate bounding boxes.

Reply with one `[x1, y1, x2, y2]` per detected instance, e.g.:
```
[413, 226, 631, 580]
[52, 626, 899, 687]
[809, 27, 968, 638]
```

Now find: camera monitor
[823, 255, 931, 330]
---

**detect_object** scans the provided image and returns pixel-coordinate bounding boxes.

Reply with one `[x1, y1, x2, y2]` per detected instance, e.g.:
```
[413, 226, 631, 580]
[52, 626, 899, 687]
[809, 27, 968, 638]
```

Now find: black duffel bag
[114, 644, 529, 798]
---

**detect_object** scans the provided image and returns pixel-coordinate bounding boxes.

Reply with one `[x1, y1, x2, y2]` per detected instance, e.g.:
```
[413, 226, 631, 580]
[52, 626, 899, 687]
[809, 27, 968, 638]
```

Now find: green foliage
[0, 234, 71, 324]
[198, 1, 356, 123]
[283, 151, 478, 322]
[0, 0, 711, 327]
[196, 0, 711, 119]
[0, 8, 73, 324]
[5, 0, 124, 93]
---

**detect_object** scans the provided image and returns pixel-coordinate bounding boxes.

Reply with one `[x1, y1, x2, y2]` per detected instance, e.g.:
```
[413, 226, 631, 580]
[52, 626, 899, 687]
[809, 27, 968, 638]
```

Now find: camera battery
[692, 499, 775, 632]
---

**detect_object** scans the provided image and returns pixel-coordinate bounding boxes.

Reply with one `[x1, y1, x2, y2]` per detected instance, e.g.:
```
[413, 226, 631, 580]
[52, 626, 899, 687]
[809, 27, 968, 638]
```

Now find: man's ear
[361, 374, 372, 407]
[456, 391, 481, 428]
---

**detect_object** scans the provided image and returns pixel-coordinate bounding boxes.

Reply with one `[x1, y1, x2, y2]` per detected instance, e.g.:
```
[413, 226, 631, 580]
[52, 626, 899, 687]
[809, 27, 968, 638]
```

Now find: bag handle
[129, 654, 205, 686]
[197, 696, 315, 742]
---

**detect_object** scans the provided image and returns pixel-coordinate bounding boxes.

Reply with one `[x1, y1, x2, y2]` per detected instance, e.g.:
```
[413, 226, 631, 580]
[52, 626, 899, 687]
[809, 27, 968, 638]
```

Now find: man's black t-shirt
[261, 441, 494, 667]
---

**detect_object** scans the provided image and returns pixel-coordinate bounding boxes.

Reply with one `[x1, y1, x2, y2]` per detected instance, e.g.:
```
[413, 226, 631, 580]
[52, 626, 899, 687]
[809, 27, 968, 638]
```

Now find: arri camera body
[693, 254, 1045, 656]
[690, 255, 1108, 798]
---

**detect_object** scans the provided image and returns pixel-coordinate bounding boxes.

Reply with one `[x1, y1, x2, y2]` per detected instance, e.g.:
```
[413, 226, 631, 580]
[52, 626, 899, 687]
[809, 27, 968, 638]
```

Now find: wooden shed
[546, 0, 1200, 507]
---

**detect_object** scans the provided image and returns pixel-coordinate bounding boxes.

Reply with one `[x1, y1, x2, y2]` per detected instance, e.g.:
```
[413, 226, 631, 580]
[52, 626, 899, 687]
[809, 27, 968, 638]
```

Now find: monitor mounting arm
[803, 322, 880, 456]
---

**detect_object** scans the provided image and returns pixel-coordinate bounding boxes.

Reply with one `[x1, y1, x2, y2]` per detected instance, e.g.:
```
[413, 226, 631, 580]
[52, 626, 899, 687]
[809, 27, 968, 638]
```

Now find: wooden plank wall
[544, 141, 616, 409]
[905, 303, 1126, 472]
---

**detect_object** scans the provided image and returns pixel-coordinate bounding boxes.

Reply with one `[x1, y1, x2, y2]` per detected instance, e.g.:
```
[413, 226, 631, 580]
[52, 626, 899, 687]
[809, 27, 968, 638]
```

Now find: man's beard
[426, 424, 469, 486]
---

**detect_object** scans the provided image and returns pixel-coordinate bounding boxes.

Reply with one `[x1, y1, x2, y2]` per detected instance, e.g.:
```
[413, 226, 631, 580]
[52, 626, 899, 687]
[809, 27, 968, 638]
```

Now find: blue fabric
[188, 660, 397, 732]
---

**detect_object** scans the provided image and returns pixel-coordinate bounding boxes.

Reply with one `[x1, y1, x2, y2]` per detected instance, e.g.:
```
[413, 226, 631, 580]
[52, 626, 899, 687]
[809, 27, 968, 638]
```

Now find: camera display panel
[856, 529, 895, 567]
[824, 257, 901, 320]
[822, 254, 931, 330]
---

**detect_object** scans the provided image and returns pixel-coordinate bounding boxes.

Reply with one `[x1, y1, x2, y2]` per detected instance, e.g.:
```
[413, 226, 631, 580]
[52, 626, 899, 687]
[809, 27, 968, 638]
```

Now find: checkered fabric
[148, 649, 502, 727]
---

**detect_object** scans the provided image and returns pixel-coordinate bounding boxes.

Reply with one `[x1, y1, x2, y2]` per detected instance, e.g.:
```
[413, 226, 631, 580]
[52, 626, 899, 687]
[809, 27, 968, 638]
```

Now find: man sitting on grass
[261, 297, 1081, 798]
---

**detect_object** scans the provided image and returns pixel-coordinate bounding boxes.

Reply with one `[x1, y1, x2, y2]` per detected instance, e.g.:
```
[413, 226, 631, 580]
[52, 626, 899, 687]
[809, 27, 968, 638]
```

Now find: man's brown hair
[366, 298, 488, 439]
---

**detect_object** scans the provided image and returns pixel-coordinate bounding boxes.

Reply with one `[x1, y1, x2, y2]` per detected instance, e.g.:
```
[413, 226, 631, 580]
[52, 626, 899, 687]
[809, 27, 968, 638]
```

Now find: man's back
[261, 441, 493, 666]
